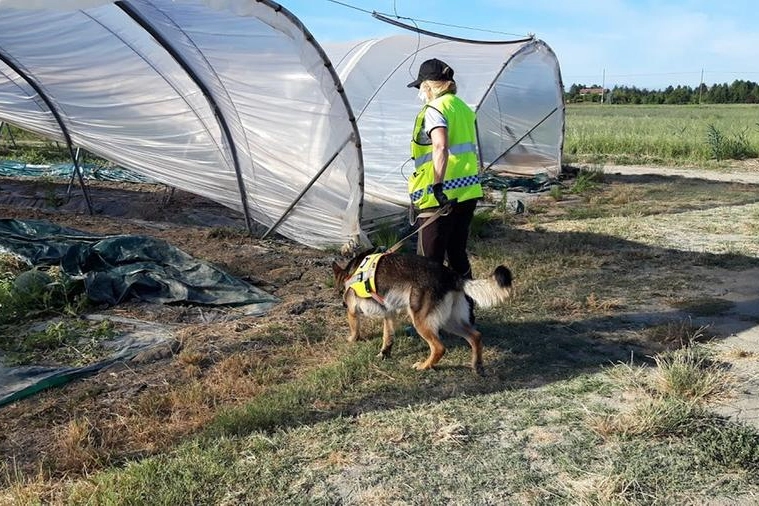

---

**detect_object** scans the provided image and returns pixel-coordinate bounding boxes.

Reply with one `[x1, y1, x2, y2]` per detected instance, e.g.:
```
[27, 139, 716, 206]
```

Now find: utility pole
[698, 68, 704, 104]
[601, 68, 605, 104]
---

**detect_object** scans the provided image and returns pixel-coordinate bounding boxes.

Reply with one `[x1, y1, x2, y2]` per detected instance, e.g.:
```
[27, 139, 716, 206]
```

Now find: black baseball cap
[407, 58, 455, 88]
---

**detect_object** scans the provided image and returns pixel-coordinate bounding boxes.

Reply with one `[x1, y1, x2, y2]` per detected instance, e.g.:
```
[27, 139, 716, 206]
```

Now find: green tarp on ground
[0, 218, 278, 406]
[0, 218, 277, 306]
[0, 160, 154, 183]
[0, 316, 173, 407]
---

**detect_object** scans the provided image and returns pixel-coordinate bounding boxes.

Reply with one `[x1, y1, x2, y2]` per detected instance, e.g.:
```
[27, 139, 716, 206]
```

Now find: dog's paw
[473, 364, 486, 377]
[347, 335, 359, 343]
[412, 361, 434, 371]
[377, 349, 391, 360]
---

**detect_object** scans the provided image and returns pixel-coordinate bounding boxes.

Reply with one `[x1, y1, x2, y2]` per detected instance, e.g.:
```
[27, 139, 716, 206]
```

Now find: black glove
[432, 183, 449, 206]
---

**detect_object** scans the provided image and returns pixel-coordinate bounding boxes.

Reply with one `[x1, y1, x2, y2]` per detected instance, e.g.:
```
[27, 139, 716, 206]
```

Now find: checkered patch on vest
[443, 175, 479, 191]
[409, 174, 480, 202]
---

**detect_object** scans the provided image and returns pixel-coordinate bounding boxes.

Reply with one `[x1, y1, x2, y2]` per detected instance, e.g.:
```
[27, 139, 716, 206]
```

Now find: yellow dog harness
[344, 253, 385, 304]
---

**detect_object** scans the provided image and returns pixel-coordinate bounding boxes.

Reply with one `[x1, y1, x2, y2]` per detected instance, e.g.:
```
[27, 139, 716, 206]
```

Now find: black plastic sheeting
[0, 218, 278, 306]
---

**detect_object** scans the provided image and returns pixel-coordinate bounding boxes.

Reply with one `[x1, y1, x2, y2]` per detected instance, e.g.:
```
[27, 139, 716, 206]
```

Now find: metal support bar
[116, 0, 255, 233]
[372, 12, 533, 45]
[483, 107, 558, 172]
[0, 50, 93, 214]
[262, 135, 352, 240]
[70, 149, 94, 212]
[0, 121, 17, 148]
[67, 146, 82, 196]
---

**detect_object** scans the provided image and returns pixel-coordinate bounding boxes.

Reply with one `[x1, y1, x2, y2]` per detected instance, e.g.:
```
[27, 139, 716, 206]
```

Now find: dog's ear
[331, 261, 346, 280]
[332, 261, 348, 295]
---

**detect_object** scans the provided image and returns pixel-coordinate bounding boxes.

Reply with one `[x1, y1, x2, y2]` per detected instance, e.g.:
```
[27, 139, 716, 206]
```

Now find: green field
[4, 103, 759, 169]
[564, 103, 759, 165]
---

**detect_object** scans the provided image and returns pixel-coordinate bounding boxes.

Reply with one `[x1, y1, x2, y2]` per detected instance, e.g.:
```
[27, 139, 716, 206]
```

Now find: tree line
[565, 79, 759, 104]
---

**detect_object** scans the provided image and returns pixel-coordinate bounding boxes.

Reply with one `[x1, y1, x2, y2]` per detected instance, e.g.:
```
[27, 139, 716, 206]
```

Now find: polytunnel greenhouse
[0, 0, 565, 249]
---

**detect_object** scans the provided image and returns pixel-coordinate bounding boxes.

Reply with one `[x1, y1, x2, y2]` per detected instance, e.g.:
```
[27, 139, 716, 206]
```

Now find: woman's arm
[430, 126, 449, 184]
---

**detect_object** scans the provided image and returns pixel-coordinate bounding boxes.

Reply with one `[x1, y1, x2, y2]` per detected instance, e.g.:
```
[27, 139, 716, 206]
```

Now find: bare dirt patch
[0, 176, 345, 475]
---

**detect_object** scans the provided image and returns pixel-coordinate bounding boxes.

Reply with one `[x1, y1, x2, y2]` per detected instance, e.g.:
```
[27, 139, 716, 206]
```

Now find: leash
[343, 201, 454, 306]
[385, 201, 454, 254]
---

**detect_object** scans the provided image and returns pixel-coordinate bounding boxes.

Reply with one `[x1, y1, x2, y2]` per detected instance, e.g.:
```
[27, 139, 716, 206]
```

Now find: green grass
[6, 105, 759, 171]
[564, 103, 759, 165]
[368, 220, 403, 250]
[0, 125, 109, 166]
[0, 318, 117, 367]
[4, 134, 759, 503]
[55, 366, 758, 505]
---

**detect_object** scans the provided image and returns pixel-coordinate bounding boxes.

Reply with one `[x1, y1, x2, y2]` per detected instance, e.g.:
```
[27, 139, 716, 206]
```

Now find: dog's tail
[463, 265, 512, 308]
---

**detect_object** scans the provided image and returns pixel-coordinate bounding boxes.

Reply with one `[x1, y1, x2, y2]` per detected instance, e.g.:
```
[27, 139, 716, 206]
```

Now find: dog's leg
[347, 306, 360, 342]
[378, 315, 395, 359]
[411, 319, 446, 370]
[443, 320, 485, 375]
[462, 328, 484, 376]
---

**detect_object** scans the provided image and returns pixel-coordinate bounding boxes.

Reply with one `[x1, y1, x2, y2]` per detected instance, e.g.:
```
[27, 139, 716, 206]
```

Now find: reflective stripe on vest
[413, 142, 478, 168]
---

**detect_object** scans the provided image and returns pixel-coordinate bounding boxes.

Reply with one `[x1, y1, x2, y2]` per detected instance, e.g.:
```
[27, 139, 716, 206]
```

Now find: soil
[0, 176, 346, 476]
[599, 163, 759, 429]
[0, 165, 758, 480]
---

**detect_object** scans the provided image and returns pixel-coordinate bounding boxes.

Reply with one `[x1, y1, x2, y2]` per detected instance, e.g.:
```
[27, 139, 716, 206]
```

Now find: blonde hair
[421, 79, 457, 98]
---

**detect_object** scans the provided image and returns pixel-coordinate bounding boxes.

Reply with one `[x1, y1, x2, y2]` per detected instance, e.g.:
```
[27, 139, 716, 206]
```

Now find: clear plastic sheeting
[0, 60, 64, 142]
[0, 1, 564, 248]
[0, 0, 365, 249]
[327, 35, 564, 222]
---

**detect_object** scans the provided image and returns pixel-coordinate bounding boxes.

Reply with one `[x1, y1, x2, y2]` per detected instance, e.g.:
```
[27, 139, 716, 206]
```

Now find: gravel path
[602, 163, 759, 430]
[603, 163, 759, 184]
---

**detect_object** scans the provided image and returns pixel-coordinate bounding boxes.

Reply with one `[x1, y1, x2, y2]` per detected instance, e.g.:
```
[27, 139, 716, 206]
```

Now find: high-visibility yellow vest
[409, 93, 483, 209]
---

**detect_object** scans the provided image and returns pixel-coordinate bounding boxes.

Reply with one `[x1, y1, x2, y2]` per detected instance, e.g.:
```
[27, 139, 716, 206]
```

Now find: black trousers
[416, 198, 477, 279]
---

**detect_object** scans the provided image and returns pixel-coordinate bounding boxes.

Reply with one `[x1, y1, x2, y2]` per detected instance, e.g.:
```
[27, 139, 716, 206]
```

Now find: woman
[407, 58, 483, 279]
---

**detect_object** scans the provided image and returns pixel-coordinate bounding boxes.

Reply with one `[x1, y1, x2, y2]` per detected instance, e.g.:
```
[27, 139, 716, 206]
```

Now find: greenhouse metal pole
[472, 45, 530, 163]
[262, 134, 353, 240]
[483, 107, 558, 172]
[116, 0, 255, 234]
[66, 146, 82, 196]
[258, 0, 365, 243]
[0, 121, 17, 148]
[0, 51, 93, 214]
[372, 13, 533, 45]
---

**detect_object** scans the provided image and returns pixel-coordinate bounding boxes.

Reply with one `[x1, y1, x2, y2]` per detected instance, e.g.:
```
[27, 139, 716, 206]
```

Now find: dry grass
[657, 348, 733, 398]
[53, 418, 104, 474]
[5, 319, 343, 480]
[642, 320, 714, 348]
[2, 167, 759, 503]
[589, 343, 736, 453]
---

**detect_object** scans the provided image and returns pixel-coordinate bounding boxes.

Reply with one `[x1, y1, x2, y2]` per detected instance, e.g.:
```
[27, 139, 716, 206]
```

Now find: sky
[281, 0, 759, 91]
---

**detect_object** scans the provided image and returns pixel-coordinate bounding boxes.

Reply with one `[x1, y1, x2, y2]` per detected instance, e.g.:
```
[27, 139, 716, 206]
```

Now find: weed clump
[706, 124, 758, 160]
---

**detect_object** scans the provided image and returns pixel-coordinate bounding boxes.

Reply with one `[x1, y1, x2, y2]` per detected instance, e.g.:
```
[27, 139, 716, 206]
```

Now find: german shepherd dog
[332, 250, 512, 375]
